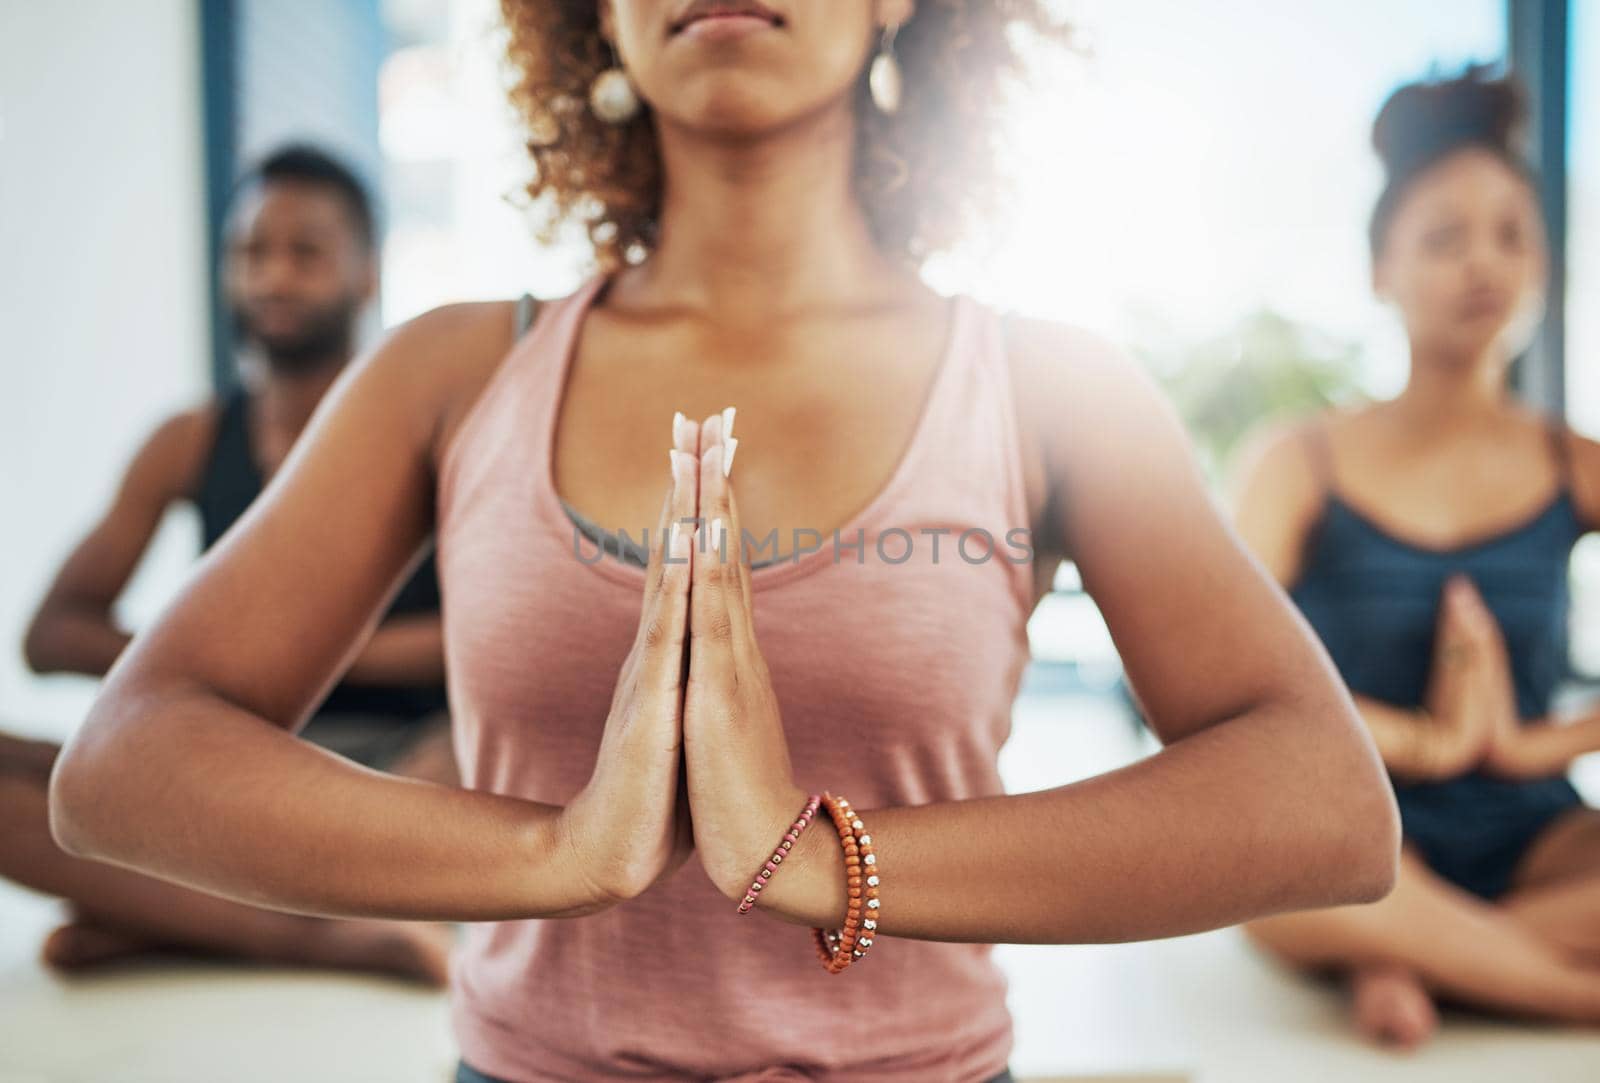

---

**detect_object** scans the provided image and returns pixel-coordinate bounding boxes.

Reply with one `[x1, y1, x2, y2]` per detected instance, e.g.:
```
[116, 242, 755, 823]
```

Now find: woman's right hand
[555, 415, 700, 907]
[1415, 574, 1498, 779]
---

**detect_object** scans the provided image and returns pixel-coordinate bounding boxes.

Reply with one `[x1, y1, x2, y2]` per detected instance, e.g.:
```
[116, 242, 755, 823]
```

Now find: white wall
[0, 0, 210, 740]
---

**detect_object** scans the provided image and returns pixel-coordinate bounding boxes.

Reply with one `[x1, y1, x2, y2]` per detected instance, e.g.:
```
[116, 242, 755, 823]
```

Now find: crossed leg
[1243, 833, 1600, 1049]
[1500, 805, 1600, 968]
[0, 718, 458, 985]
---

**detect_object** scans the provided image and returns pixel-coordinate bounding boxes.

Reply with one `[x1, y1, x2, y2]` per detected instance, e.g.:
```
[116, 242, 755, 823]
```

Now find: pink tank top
[436, 273, 1036, 1082]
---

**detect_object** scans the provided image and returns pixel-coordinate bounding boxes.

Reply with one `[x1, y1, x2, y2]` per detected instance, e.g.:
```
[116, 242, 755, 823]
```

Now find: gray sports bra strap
[514, 292, 541, 339]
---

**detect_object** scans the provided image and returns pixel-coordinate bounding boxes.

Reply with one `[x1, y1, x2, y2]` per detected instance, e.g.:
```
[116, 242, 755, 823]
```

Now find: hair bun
[1372, 62, 1526, 177]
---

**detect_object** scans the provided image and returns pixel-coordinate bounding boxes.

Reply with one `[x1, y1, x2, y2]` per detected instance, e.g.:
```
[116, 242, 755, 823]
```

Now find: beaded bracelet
[811, 792, 881, 973]
[737, 793, 823, 915]
[839, 796, 881, 967]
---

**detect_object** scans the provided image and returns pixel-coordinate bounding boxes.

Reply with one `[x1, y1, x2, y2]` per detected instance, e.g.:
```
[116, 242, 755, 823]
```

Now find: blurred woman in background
[1232, 65, 1600, 1047]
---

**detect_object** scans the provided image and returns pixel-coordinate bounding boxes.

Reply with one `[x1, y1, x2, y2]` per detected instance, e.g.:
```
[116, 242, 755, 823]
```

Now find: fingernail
[722, 437, 738, 478]
[670, 521, 690, 559]
[669, 448, 681, 477]
[673, 411, 688, 446]
[712, 516, 725, 553]
[722, 406, 736, 441]
[671, 448, 694, 485]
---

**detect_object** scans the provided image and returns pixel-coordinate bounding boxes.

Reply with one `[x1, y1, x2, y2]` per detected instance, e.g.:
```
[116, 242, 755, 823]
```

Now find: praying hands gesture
[556, 407, 817, 915]
[553, 418, 700, 906]
[1418, 574, 1600, 782]
[677, 411, 819, 908]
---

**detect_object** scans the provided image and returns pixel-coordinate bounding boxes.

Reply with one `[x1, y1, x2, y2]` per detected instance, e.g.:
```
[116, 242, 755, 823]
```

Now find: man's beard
[232, 295, 360, 375]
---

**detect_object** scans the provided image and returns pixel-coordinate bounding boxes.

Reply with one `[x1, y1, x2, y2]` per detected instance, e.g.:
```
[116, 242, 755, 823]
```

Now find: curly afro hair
[499, 0, 1077, 272]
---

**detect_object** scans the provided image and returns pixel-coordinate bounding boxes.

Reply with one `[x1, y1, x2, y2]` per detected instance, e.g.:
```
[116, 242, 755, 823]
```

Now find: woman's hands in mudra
[556, 410, 812, 910]
[554, 416, 700, 906]
[1418, 573, 1598, 782]
[680, 411, 817, 905]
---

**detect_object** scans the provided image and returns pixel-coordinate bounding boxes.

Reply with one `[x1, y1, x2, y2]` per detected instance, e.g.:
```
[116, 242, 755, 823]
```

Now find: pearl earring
[589, 43, 641, 124]
[868, 22, 903, 115]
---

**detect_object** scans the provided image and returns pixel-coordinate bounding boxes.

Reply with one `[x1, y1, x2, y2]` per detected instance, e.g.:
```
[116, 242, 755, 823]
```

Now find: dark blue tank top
[191, 387, 448, 721]
[1289, 416, 1584, 720]
[1287, 414, 1589, 896]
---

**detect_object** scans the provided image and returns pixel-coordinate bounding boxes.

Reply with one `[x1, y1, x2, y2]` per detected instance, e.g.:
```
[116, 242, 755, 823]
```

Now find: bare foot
[42, 915, 453, 987]
[371, 923, 455, 987]
[298, 919, 456, 987]
[40, 920, 163, 971]
[1351, 964, 1437, 1050]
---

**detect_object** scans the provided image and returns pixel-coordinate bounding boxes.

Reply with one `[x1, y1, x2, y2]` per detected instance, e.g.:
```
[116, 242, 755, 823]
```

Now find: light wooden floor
[3, 691, 1598, 1082]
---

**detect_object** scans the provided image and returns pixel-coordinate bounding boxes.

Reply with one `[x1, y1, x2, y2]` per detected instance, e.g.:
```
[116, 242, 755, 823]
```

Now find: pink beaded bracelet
[737, 793, 823, 914]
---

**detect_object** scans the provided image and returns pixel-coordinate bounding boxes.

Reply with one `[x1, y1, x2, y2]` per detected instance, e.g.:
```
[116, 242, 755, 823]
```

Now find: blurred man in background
[0, 144, 454, 985]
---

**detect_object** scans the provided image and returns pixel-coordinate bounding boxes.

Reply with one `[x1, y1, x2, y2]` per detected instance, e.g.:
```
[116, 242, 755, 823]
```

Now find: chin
[1437, 328, 1509, 365]
[654, 66, 833, 136]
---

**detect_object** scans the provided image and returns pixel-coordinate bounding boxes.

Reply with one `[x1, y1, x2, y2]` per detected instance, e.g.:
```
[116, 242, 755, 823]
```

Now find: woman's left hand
[680, 410, 813, 901]
[1460, 578, 1560, 780]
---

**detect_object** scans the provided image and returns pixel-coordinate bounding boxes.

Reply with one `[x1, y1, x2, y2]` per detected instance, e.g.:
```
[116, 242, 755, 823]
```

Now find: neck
[1390, 339, 1512, 433]
[631, 98, 908, 315]
[254, 360, 346, 435]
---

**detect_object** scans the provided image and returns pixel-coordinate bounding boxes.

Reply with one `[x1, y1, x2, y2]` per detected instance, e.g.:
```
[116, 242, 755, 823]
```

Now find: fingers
[723, 482, 759, 659]
[612, 481, 671, 710]
[1434, 576, 1477, 665]
[633, 420, 698, 698]
[1457, 577, 1507, 652]
[674, 409, 699, 455]
[645, 412, 700, 598]
[689, 513, 735, 696]
[690, 408, 740, 693]
[639, 467, 674, 604]
[700, 409, 759, 662]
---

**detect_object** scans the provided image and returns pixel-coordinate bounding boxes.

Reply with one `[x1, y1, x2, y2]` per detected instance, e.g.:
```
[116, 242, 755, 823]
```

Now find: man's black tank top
[191, 387, 448, 720]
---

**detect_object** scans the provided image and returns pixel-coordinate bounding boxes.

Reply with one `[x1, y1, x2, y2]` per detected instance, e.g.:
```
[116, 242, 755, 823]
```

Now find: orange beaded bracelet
[811, 792, 880, 974]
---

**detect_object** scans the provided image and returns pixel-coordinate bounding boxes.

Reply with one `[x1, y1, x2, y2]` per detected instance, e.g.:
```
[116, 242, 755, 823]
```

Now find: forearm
[749, 697, 1399, 943]
[343, 615, 445, 685]
[23, 607, 131, 677]
[1510, 708, 1600, 777]
[50, 683, 600, 922]
[1351, 694, 1451, 780]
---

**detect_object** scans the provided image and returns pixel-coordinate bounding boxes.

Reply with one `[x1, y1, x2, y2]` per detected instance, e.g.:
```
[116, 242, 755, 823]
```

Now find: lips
[1458, 290, 1511, 319]
[669, 0, 784, 35]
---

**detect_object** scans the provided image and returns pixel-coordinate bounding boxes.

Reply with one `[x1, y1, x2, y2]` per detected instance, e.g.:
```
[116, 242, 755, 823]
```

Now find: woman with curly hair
[1233, 65, 1600, 1048]
[48, 3, 1398, 1079]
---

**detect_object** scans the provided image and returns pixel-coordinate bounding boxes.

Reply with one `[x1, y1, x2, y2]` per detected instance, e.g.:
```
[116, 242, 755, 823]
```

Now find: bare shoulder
[999, 313, 1181, 471]
[1565, 422, 1600, 532]
[1002, 314, 1146, 411]
[152, 402, 217, 457]
[1228, 411, 1329, 520]
[352, 299, 521, 474]
[1000, 314, 1212, 566]
[120, 401, 225, 503]
[999, 316, 1150, 554]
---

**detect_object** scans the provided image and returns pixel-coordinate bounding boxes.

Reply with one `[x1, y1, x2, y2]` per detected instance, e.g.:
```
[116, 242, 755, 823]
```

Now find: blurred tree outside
[1110, 309, 1368, 737]
[1135, 308, 1369, 486]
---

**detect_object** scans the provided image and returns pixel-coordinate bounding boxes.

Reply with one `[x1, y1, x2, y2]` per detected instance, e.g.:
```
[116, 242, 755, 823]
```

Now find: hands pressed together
[555, 408, 818, 911]
[1414, 573, 1599, 782]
